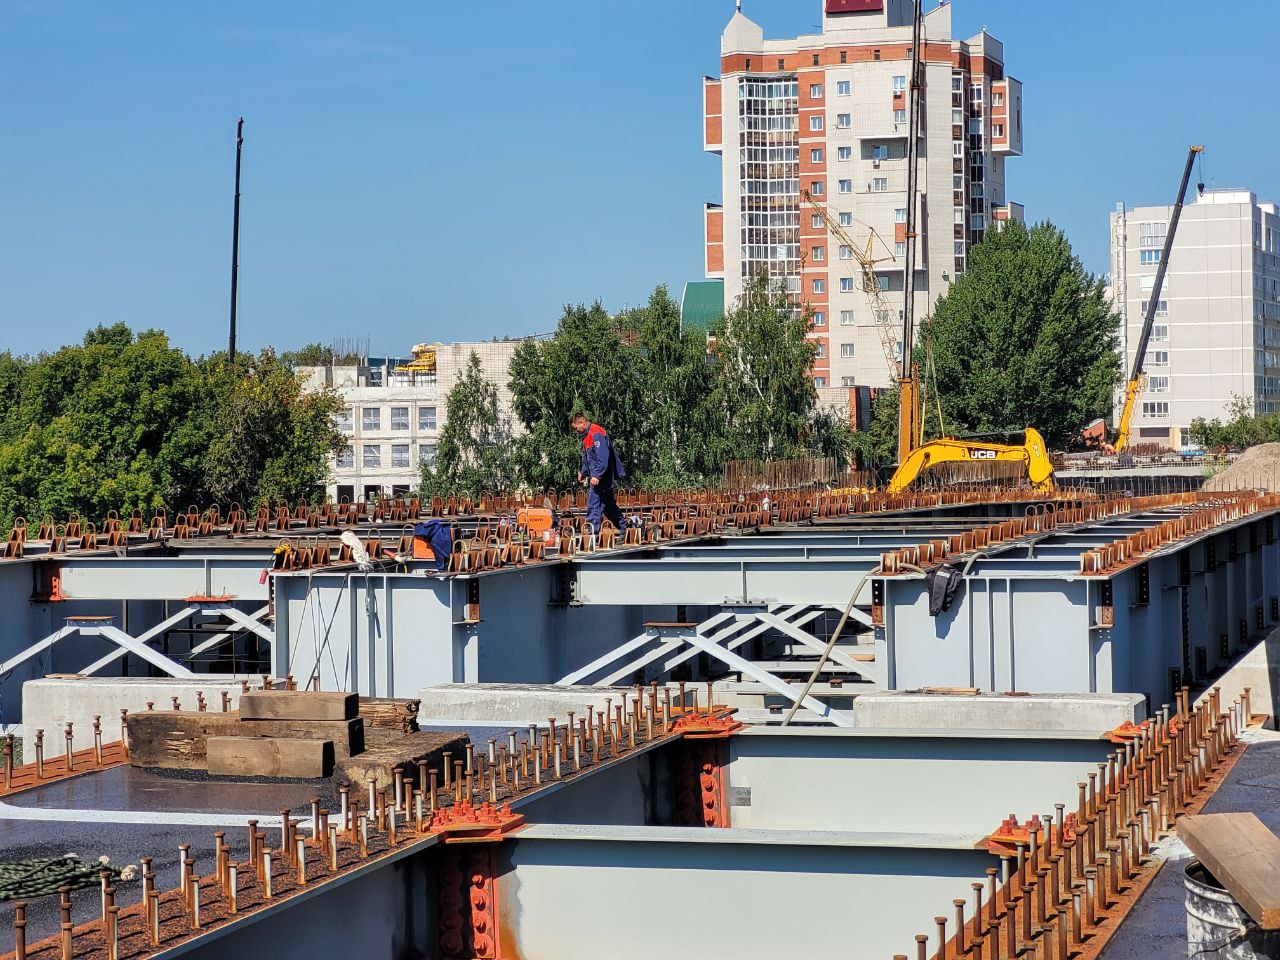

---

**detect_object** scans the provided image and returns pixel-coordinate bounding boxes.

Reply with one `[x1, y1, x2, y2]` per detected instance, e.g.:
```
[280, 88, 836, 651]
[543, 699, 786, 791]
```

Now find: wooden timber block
[333, 730, 468, 791]
[207, 736, 334, 778]
[239, 690, 357, 721]
[359, 696, 421, 733]
[127, 712, 365, 770]
[1180, 812, 1280, 929]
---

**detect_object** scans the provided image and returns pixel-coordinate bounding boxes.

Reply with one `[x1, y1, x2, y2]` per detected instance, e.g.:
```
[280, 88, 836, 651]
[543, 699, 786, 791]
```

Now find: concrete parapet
[418, 682, 638, 726]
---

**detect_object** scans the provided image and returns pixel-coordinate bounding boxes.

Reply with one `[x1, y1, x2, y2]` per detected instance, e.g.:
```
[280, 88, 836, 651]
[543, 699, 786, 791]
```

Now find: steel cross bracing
[555, 606, 873, 726]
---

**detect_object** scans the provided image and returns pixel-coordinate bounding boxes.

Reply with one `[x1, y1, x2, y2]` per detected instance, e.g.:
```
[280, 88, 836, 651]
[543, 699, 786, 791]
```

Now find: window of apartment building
[361, 407, 380, 431]
[812, 245, 825, 261]
[1148, 376, 1170, 393]
[953, 109, 964, 125]
[895, 208, 908, 223]
[840, 343, 856, 358]
[836, 80, 851, 96]
[895, 241, 906, 256]
[419, 405, 437, 430]
[1140, 274, 1156, 292]
[837, 146, 853, 161]
[812, 54, 820, 66]
[1142, 402, 1169, 418]
[812, 278, 826, 294]
[892, 76, 906, 92]
[838, 179, 852, 194]
[992, 123, 1005, 138]
[1151, 324, 1169, 341]
[1138, 222, 1167, 248]
[969, 84, 984, 104]
[812, 214, 824, 229]
[971, 213, 987, 230]
[955, 241, 966, 256]
[953, 141, 965, 158]
[363, 444, 381, 468]
[971, 182, 985, 199]
[872, 48, 881, 61]
[1140, 299, 1169, 316]
[968, 118, 982, 135]
[840, 309, 855, 325]
[811, 148, 824, 163]
[815, 342, 827, 359]
[954, 208, 966, 225]
[876, 308, 893, 325]
[1150, 351, 1170, 367]
[814, 376, 828, 387]
[391, 444, 410, 468]
[336, 445, 354, 469]
[839, 212, 853, 227]
[840, 51, 848, 63]
[810, 115, 824, 131]
[420, 444, 438, 467]
[840, 277, 856, 292]
[841, 376, 857, 387]
[877, 276, 891, 292]
[893, 109, 907, 125]
[812, 310, 826, 327]
[334, 407, 353, 431]
[873, 145, 888, 161]
[1138, 249, 1161, 266]
[872, 177, 888, 192]
[810, 180, 824, 196]
[809, 83, 823, 99]
[390, 406, 409, 430]
[992, 91, 1005, 107]
[952, 75, 963, 92]
[837, 114, 851, 128]
[839, 244, 854, 260]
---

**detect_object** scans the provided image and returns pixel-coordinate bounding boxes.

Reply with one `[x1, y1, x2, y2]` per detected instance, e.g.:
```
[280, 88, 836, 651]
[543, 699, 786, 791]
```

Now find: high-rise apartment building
[702, 0, 1023, 406]
[1110, 190, 1280, 448]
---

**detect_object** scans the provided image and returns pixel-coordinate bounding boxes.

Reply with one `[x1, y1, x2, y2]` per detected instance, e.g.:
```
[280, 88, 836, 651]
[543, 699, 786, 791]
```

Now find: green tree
[420, 352, 517, 498]
[1188, 396, 1280, 449]
[201, 349, 345, 509]
[508, 302, 645, 490]
[617, 286, 718, 487]
[915, 220, 1122, 449]
[708, 271, 818, 462]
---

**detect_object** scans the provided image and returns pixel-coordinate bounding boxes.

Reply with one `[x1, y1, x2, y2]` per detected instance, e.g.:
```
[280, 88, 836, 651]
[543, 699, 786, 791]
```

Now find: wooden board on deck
[127, 712, 365, 770]
[239, 690, 357, 721]
[1180, 813, 1280, 929]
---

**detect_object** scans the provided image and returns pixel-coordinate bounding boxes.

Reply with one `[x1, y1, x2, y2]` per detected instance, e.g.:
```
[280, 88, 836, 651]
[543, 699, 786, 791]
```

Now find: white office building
[299, 341, 525, 502]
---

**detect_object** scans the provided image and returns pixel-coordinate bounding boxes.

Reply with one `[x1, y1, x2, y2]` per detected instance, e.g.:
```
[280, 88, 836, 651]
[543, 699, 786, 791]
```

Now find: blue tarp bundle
[413, 521, 453, 572]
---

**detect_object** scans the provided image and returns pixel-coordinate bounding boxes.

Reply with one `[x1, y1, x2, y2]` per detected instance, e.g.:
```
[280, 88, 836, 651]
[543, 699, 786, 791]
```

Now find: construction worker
[573, 412, 626, 535]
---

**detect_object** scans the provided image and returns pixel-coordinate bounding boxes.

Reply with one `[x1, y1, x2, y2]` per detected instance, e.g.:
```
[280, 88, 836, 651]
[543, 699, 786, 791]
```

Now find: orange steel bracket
[427, 800, 525, 844]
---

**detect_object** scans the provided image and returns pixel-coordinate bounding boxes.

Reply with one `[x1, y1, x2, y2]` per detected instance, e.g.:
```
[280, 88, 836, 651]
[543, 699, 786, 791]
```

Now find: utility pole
[228, 117, 244, 365]
[896, 0, 923, 464]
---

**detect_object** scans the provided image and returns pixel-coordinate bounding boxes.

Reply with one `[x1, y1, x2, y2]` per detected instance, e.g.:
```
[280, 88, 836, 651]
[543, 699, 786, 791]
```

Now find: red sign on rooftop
[826, 0, 884, 12]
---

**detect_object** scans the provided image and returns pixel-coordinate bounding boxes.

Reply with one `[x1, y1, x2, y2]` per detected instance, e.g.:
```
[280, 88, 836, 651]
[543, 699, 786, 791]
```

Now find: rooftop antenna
[228, 117, 244, 365]
[736, 0, 742, 10]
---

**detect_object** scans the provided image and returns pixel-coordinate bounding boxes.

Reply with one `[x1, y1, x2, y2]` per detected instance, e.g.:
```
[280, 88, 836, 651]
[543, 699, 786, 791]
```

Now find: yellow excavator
[1085, 145, 1203, 454]
[876, 0, 1054, 496]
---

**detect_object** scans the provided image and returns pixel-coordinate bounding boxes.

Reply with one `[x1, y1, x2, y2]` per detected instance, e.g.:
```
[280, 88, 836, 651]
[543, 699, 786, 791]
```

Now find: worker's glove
[589, 477, 599, 487]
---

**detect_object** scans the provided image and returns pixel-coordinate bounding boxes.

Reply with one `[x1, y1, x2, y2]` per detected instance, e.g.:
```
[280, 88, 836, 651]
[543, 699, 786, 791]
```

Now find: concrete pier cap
[851, 689, 1146, 732]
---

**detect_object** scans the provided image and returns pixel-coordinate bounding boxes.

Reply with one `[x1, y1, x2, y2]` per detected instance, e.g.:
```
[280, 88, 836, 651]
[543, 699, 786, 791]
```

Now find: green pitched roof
[680, 280, 724, 333]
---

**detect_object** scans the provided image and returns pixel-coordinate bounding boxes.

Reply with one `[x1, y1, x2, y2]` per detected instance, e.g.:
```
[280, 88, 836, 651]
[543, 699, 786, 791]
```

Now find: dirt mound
[1203, 443, 1280, 492]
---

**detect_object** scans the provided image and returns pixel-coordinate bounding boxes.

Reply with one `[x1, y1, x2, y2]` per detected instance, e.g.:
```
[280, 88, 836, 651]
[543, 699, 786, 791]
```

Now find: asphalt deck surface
[1098, 735, 1280, 959]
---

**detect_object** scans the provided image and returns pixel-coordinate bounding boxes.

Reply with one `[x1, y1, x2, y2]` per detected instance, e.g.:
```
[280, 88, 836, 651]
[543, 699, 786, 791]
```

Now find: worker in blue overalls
[573, 412, 626, 535]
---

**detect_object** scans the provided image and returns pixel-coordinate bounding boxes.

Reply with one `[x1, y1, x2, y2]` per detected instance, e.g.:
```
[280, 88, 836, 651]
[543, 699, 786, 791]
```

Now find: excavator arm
[886, 428, 1054, 495]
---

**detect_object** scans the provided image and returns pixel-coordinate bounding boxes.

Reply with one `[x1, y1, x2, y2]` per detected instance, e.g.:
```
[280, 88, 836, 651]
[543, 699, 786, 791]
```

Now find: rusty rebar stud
[3, 736, 11, 789]
[972, 880, 986, 935]
[1005, 894, 1022, 957]
[934, 917, 948, 957]
[1027, 819, 1041, 875]
[34, 729, 43, 780]
[986, 866, 999, 925]
[222, 690, 231, 711]
[63, 722, 73, 771]
[915, 933, 929, 960]
[13, 900, 26, 960]
[58, 885, 72, 960]
[442, 751, 453, 789]
[953, 899, 967, 954]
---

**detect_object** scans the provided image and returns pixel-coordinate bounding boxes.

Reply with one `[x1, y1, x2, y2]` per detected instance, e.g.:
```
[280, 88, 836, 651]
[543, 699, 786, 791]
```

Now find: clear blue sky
[2, 1, 1274, 357]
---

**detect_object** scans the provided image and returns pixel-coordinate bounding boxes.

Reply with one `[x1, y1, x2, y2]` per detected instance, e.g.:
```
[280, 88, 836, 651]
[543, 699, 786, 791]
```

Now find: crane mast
[1112, 144, 1203, 453]
[896, 0, 924, 462]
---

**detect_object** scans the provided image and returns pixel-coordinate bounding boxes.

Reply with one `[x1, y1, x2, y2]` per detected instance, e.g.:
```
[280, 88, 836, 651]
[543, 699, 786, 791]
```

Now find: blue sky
[2, 1, 1274, 357]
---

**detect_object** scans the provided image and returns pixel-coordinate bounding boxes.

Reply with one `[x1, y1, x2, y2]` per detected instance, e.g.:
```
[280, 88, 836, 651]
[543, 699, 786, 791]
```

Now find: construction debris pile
[1203, 442, 1280, 493]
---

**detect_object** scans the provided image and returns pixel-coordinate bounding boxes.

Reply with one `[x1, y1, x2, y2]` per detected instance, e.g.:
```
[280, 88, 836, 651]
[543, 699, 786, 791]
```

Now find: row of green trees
[422, 276, 853, 496]
[1187, 397, 1280, 449]
[0, 324, 344, 528]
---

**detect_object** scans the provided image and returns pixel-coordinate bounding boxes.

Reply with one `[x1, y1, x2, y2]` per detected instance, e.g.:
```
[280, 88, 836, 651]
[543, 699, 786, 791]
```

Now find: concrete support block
[850, 690, 1146, 733]
[207, 736, 334, 778]
[19, 675, 273, 759]
[418, 683, 633, 727]
[127, 712, 365, 770]
[1194, 627, 1280, 728]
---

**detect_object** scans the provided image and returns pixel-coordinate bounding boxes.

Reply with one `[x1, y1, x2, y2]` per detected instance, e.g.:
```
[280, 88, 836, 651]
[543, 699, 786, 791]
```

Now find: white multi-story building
[300, 341, 525, 502]
[1110, 189, 1280, 447]
[701, 0, 1024, 414]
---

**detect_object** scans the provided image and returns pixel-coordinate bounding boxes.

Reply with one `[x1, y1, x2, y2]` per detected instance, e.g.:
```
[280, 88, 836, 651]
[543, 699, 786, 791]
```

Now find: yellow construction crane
[800, 188, 899, 373]
[1086, 144, 1204, 454]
